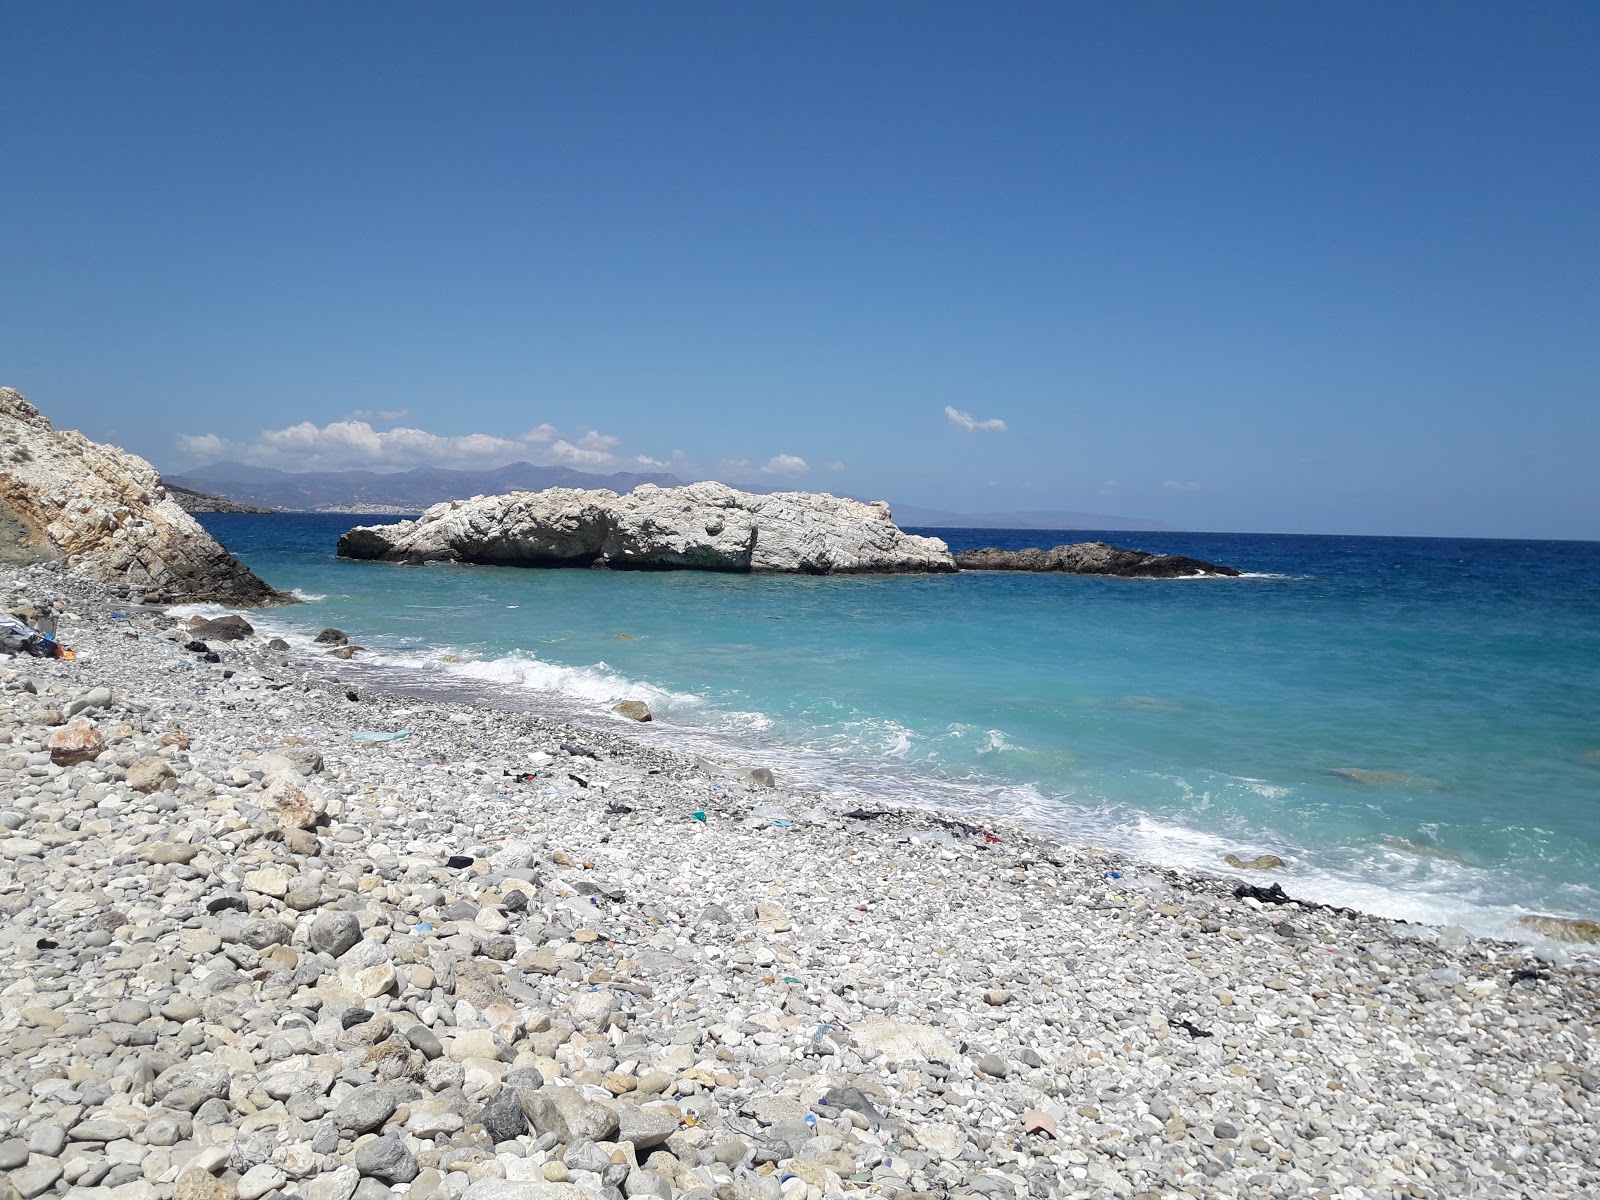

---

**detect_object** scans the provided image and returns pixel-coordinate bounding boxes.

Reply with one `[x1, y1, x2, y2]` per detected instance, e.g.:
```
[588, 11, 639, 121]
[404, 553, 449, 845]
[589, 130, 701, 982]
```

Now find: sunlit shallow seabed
[192, 514, 1600, 940]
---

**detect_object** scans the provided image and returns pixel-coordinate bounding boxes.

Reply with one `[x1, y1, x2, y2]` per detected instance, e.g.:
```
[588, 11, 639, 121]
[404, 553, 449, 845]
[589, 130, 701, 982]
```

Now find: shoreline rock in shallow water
[954, 541, 1241, 577]
[0, 387, 290, 605]
[337, 482, 956, 574]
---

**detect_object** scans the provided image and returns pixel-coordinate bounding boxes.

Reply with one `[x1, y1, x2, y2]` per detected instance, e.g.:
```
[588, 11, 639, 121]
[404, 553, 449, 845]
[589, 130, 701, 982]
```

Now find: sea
[192, 513, 1600, 941]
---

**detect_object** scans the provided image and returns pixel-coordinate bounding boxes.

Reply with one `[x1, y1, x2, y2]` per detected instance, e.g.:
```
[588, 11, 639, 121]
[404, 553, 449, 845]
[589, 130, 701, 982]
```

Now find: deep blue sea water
[194, 513, 1600, 937]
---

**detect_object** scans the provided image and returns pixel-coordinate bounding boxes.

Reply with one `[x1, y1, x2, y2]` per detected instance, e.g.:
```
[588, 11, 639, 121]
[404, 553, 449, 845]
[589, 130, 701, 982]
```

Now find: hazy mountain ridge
[889, 503, 1168, 531]
[166, 462, 1165, 529]
[167, 461, 686, 512]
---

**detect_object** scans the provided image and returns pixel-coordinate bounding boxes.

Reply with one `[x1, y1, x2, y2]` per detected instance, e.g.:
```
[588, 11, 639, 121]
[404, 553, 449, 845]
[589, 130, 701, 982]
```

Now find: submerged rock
[612, 700, 652, 722]
[1512, 914, 1600, 944]
[953, 541, 1240, 577]
[337, 482, 956, 575]
[187, 614, 255, 641]
[1327, 767, 1444, 790]
[1225, 852, 1286, 871]
[0, 387, 290, 604]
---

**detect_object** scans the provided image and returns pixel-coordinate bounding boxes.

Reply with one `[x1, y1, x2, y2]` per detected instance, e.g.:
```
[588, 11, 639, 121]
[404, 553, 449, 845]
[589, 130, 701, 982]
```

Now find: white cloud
[760, 454, 809, 476]
[944, 405, 1008, 433]
[632, 450, 691, 470]
[174, 418, 641, 473]
[1164, 480, 1201, 493]
[547, 439, 616, 466]
[177, 432, 226, 459]
[523, 424, 559, 444]
[826, 461, 846, 472]
[347, 408, 411, 421]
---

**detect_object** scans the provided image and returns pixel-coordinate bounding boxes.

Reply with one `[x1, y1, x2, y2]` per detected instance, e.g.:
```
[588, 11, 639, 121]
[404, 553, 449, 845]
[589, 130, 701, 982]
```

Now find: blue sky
[4, 2, 1596, 537]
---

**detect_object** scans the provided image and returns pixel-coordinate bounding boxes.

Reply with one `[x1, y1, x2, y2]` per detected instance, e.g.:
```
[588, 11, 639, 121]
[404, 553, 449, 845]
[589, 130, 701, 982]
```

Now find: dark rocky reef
[954, 541, 1241, 578]
[162, 481, 279, 514]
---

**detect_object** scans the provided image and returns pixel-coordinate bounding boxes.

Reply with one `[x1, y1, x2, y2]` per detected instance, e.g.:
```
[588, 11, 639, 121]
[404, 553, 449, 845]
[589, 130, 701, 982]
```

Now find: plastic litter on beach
[1, 614, 70, 660]
[353, 730, 412, 742]
[1234, 881, 1361, 919]
[691, 810, 707, 822]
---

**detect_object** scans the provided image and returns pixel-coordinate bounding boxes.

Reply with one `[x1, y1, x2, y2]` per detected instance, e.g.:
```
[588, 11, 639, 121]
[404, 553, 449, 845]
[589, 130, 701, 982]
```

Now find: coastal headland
[1, 560, 1596, 1200]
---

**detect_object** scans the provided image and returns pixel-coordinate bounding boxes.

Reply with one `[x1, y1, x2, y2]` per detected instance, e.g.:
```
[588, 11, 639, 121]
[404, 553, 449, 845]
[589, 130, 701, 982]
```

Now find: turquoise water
[196, 514, 1600, 936]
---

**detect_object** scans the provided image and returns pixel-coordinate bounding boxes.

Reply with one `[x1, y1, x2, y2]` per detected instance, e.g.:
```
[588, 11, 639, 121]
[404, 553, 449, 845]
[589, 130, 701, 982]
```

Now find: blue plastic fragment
[412, 922, 432, 933]
[1105, 870, 1122, 879]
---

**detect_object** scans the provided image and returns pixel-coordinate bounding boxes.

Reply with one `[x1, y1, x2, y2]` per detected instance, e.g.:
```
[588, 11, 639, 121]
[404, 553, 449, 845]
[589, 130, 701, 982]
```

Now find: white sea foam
[181, 603, 1581, 945]
[396, 648, 700, 711]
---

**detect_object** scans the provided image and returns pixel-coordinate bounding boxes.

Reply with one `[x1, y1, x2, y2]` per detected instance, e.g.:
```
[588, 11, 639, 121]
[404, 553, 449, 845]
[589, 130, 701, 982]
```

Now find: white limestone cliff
[0, 387, 287, 604]
[338, 481, 956, 575]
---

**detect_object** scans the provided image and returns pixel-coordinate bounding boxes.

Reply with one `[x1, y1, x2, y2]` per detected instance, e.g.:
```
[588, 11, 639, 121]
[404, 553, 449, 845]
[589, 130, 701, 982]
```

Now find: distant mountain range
[889, 504, 1168, 531]
[166, 460, 686, 514]
[166, 461, 1165, 531]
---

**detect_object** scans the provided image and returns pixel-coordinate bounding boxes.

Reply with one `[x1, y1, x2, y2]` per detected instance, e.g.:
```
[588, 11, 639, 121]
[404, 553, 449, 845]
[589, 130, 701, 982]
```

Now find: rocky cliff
[954, 541, 1240, 577]
[338, 482, 956, 574]
[0, 388, 289, 604]
[162, 481, 279, 514]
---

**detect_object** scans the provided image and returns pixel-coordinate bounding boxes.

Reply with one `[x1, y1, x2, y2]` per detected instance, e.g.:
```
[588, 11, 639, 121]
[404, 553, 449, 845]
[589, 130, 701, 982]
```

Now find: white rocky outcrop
[0, 387, 287, 603]
[337, 481, 956, 574]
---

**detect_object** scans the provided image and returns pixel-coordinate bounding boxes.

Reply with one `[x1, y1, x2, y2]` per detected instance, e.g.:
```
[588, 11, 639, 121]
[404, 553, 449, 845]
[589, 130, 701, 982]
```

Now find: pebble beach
[2, 560, 1597, 1200]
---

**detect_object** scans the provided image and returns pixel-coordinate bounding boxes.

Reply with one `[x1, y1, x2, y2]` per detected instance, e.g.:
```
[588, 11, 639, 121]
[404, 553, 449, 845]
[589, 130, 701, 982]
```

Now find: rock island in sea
[335, 483, 957, 575]
[1, 392, 1597, 1199]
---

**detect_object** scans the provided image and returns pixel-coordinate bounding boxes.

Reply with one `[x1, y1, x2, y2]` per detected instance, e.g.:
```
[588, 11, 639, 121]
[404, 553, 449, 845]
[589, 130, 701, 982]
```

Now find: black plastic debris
[0, 614, 57, 658]
[606, 803, 635, 815]
[1233, 882, 1360, 919]
[560, 742, 598, 759]
[1169, 1017, 1213, 1038]
[1510, 967, 1548, 986]
[567, 774, 589, 788]
[1236, 883, 1293, 905]
[201, 652, 221, 663]
[844, 808, 888, 820]
[35, 937, 59, 950]
[446, 855, 474, 869]
[345, 690, 360, 701]
[184, 640, 209, 653]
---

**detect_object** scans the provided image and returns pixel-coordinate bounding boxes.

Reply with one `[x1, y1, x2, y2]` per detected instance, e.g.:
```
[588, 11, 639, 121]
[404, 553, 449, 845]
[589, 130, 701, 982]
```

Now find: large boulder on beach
[0, 387, 290, 604]
[337, 482, 956, 575]
[954, 541, 1240, 577]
